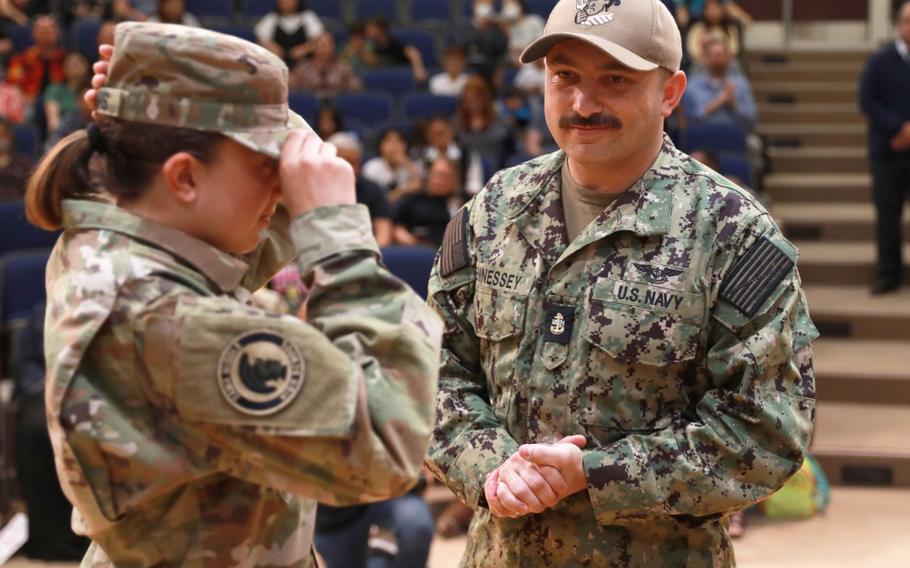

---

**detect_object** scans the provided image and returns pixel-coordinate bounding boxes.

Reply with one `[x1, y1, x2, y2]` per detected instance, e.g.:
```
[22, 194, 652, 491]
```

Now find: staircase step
[748, 50, 872, 65]
[765, 174, 870, 203]
[813, 402, 910, 486]
[768, 147, 868, 174]
[796, 241, 910, 287]
[775, 202, 910, 242]
[754, 81, 858, 104]
[813, 339, 910, 405]
[759, 103, 864, 125]
[803, 285, 910, 340]
[759, 124, 867, 148]
[750, 63, 862, 83]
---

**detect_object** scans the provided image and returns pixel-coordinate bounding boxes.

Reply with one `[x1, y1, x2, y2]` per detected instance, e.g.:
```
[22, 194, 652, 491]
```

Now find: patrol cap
[520, 0, 683, 72]
[96, 22, 310, 159]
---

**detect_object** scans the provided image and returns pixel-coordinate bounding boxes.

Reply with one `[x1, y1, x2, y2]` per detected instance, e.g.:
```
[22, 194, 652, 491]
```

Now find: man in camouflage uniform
[425, 0, 818, 565]
[44, 23, 441, 567]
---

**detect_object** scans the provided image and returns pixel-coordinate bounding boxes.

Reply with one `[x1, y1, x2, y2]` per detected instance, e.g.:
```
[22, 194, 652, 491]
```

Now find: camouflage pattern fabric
[425, 136, 818, 567]
[44, 199, 441, 567]
[96, 22, 310, 159]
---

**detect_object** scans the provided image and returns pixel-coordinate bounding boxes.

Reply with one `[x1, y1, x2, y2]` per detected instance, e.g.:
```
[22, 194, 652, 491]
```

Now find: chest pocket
[473, 286, 527, 418]
[584, 277, 703, 366]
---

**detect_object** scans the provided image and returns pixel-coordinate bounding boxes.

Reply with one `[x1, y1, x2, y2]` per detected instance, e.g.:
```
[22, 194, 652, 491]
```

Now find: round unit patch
[218, 330, 304, 416]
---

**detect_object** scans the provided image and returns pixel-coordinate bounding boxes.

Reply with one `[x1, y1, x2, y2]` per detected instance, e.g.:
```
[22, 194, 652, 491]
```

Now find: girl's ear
[161, 152, 205, 204]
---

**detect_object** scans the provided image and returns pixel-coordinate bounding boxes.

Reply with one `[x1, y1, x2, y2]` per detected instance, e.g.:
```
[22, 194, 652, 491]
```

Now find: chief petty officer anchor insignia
[544, 305, 575, 345]
[219, 330, 305, 416]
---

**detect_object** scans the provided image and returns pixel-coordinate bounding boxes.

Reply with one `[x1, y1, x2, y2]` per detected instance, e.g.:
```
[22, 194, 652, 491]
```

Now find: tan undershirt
[561, 161, 620, 242]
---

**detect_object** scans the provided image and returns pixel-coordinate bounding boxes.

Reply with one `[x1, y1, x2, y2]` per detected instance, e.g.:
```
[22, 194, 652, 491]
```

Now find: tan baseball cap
[520, 0, 682, 72]
[96, 22, 312, 159]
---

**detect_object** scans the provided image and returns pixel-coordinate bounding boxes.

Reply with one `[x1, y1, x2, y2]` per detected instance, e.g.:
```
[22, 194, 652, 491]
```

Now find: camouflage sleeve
[581, 214, 818, 525]
[423, 202, 520, 509]
[238, 206, 296, 292]
[136, 204, 442, 506]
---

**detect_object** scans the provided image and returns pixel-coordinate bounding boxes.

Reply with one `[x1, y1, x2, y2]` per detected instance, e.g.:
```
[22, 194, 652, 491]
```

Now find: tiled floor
[5, 488, 909, 568]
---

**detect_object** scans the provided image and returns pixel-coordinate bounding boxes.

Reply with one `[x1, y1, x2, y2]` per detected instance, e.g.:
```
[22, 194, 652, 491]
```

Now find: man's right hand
[889, 122, 910, 151]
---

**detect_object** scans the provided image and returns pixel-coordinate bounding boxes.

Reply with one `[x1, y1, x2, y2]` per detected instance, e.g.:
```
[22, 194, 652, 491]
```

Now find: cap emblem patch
[576, 0, 621, 26]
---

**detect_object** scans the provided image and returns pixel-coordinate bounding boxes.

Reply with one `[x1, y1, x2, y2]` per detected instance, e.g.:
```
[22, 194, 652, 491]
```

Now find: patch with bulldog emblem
[219, 330, 304, 416]
[575, 0, 622, 26]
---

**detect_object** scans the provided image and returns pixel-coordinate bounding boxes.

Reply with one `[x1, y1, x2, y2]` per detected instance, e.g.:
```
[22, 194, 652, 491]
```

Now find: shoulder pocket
[171, 297, 358, 434]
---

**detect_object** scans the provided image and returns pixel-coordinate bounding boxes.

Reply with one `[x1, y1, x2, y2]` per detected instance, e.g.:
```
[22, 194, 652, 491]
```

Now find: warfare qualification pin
[219, 330, 305, 416]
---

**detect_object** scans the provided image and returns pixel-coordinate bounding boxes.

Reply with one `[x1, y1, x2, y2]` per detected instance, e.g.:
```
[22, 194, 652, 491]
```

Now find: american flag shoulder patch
[719, 236, 794, 317]
[439, 208, 470, 277]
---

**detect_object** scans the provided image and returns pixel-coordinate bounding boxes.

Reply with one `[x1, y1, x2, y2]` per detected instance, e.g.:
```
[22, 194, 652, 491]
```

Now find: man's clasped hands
[484, 435, 588, 519]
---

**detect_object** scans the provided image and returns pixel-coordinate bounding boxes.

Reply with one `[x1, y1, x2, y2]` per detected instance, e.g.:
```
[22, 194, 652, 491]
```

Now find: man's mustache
[559, 114, 622, 129]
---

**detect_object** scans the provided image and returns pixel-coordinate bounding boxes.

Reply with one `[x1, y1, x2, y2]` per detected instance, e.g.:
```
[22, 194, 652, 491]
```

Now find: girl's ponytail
[25, 129, 96, 230]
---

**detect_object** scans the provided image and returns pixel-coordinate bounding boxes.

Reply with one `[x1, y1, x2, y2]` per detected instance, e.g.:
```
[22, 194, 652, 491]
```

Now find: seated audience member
[684, 38, 757, 129]
[363, 127, 422, 201]
[339, 21, 369, 70]
[502, 0, 545, 65]
[255, 0, 325, 65]
[43, 85, 91, 150]
[499, 85, 535, 131]
[70, 0, 111, 21]
[13, 303, 90, 560]
[113, 0, 157, 20]
[327, 132, 393, 246]
[0, 69, 25, 124]
[315, 101, 345, 139]
[97, 19, 117, 47]
[0, 0, 54, 25]
[393, 157, 461, 248]
[455, 75, 514, 170]
[417, 116, 463, 167]
[290, 33, 362, 96]
[6, 16, 65, 103]
[147, 0, 199, 26]
[466, 0, 508, 81]
[43, 51, 89, 136]
[316, 475, 434, 568]
[686, 0, 741, 66]
[429, 45, 470, 97]
[0, 119, 32, 200]
[514, 57, 545, 96]
[676, 0, 751, 28]
[363, 16, 427, 84]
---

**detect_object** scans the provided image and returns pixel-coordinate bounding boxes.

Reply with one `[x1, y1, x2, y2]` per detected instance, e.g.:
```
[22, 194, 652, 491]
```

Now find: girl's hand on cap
[280, 130, 356, 218]
[85, 44, 114, 118]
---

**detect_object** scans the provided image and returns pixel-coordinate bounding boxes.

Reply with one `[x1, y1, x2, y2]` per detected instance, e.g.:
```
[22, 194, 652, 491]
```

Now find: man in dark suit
[859, 0, 910, 294]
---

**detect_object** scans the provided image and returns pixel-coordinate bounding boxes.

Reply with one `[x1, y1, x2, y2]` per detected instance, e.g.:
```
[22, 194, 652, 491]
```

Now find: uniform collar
[61, 199, 249, 292]
[506, 135, 678, 252]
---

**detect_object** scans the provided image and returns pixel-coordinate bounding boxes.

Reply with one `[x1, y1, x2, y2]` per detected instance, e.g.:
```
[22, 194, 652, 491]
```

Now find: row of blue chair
[291, 90, 458, 128]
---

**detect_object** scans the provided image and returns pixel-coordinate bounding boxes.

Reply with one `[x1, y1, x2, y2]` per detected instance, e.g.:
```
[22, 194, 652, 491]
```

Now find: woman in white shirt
[255, 0, 325, 65]
[362, 128, 422, 202]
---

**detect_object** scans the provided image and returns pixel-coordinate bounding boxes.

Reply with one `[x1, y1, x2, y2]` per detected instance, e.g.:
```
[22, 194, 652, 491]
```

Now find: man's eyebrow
[548, 53, 634, 71]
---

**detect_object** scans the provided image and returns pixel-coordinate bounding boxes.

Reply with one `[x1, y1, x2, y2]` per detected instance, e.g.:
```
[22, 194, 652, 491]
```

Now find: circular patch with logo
[218, 330, 304, 416]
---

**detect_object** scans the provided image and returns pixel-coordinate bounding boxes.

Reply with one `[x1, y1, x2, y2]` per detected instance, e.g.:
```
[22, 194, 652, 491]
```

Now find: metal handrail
[782, 0, 793, 47]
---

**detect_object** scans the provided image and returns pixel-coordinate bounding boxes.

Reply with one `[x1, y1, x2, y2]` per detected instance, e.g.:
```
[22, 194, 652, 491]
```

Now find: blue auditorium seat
[8, 25, 32, 54]
[682, 123, 748, 155]
[0, 202, 60, 257]
[392, 27, 438, 67]
[71, 19, 101, 61]
[718, 153, 753, 187]
[185, 0, 233, 20]
[0, 250, 51, 322]
[334, 91, 393, 127]
[212, 25, 256, 44]
[401, 93, 457, 120]
[525, 0, 556, 18]
[288, 91, 320, 125]
[355, 0, 399, 23]
[380, 246, 437, 300]
[11, 124, 39, 160]
[410, 0, 449, 24]
[361, 67, 417, 97]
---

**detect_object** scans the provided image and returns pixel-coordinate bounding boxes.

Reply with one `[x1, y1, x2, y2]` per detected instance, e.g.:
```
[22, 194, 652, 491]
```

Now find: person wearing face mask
[503, 0, 545, 65]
